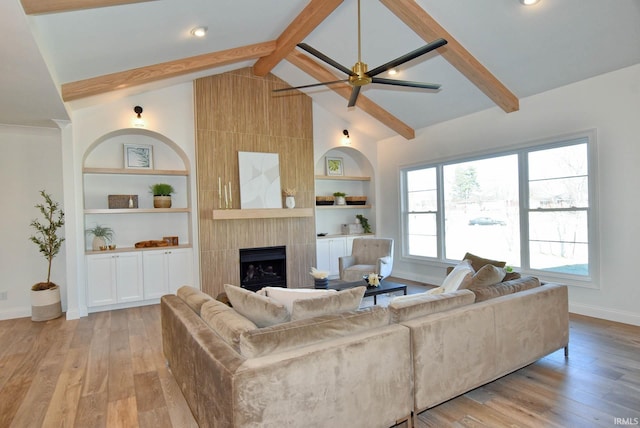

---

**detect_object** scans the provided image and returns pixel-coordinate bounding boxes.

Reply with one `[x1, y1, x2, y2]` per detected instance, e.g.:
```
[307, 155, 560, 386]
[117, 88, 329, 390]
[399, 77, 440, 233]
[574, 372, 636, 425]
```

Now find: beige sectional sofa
[161, 278, 568, 427]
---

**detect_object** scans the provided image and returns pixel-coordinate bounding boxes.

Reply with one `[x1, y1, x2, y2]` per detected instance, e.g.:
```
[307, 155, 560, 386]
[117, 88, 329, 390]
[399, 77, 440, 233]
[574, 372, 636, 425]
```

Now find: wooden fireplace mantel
[212, 208, 314, 220]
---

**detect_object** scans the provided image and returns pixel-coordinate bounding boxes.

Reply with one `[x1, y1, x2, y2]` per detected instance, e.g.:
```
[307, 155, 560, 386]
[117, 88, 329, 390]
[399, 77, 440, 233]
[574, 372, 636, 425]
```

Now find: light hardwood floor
[1, 302, 638, 427]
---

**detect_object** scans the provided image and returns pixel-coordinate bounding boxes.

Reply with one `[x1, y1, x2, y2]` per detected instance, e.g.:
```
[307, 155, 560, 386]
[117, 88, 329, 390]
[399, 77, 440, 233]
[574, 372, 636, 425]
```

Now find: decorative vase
[314, 278, 329, 289]
[335, 196, 346, 205]
[154, 195, 172, 208]
[92, 236, 106, 251]
[31, 285, 63, 321]
[285, 196, 295, 209]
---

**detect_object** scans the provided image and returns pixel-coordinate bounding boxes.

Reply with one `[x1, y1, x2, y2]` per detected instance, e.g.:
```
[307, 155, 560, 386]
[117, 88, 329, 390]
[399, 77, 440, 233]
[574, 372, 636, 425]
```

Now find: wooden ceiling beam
[20, 0, 156, 15]
[380, 0, 519, 113]
[61, 41, 276, 102]
[253, 0, 343, 77]
[286, 50, 415, 140]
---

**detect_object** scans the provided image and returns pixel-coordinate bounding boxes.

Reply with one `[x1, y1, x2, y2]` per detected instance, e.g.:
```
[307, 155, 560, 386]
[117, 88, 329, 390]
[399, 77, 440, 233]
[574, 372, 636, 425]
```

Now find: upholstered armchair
[339, 238, 394, 282]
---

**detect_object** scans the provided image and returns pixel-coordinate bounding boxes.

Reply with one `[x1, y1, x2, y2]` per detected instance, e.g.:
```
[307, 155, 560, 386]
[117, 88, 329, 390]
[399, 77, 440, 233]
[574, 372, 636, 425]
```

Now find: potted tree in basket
[29, 190, 65, 321]
[86, 224, 114, 250]
[150, 183, 175, 208]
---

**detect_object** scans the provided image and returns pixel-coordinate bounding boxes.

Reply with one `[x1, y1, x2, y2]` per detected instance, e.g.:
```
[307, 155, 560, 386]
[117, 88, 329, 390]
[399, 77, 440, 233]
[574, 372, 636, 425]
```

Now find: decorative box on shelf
[345, 196, 367, 205]
[108, 195, 138, 209]
[341, 223, 364, 235]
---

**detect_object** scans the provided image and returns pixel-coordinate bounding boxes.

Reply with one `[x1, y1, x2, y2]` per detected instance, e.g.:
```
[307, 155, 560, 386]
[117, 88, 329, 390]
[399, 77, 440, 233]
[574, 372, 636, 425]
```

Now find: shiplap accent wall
[194, 68, 316, 298]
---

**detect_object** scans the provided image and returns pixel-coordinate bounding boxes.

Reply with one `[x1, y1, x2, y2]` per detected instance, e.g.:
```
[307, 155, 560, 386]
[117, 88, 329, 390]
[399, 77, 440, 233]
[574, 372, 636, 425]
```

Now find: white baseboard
[0, 306, 31, 321]
[65, 309, 81, 320]
[569, 303, 640, 327]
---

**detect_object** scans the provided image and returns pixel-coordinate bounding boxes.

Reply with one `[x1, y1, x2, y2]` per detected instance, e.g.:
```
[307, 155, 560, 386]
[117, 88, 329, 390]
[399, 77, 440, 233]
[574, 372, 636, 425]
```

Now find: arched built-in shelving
[82, 128, 194, 311]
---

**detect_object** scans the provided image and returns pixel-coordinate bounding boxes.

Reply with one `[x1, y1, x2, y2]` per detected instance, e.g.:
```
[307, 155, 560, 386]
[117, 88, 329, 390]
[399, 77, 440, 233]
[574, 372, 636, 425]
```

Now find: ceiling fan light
[519, 0, 540, 5]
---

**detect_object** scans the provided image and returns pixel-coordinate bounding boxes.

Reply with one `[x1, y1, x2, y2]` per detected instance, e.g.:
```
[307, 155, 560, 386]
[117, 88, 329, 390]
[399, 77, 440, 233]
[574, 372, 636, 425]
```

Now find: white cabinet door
[86, 253, 117, 306]
[329, 238, 347, 277]
[115, 252, 144, 302]
[143, 248, 193, 299]
[316, 238, 348, 278]
[142, 250, 169, 299]
[86, 252, 142, 306]
[316, 239, 331, 274]
[167, 248, 193, 294]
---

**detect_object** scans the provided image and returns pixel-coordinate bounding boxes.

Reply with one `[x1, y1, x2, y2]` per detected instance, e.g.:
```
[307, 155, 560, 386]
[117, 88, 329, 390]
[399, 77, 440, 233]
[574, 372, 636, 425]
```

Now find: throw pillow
[441, 259, 474, 293]
[461, 264, 506, 289]
[503, 271, 522, 282]
[258, 287, 337, 314]
[223, 284, 290, 327]
[290, 286, 366, 321]
[463, 252, 506, 272]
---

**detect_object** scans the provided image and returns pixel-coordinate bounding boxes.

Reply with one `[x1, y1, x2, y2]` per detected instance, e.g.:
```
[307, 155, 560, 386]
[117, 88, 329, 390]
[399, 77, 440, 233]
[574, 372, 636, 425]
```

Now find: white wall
[0, 125, 65, 319]
[377, 63, 640, 326]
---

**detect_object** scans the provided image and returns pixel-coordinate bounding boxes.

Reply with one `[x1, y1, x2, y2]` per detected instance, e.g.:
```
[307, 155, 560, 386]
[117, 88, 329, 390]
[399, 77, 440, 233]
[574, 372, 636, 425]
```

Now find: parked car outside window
[468, 217, 506, 226]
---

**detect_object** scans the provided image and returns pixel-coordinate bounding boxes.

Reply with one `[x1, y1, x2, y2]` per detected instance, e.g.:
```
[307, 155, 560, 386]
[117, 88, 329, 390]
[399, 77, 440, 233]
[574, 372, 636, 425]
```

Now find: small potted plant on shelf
[150, 183, 175, 208]
[28, 190, 64, 321]
[86, 224, 114, 251]
[356, 214, 372, 233]
[333, 191, 347, 206]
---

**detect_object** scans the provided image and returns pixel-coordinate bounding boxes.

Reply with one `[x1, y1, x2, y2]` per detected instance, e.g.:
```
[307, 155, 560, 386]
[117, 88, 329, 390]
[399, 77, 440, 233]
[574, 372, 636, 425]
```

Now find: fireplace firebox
[239, 246, 286, 292]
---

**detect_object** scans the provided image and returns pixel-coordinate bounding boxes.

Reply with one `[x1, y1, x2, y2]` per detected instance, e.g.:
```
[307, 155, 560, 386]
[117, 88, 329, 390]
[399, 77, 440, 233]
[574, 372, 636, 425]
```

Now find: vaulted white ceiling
[2, 0, 639, 138]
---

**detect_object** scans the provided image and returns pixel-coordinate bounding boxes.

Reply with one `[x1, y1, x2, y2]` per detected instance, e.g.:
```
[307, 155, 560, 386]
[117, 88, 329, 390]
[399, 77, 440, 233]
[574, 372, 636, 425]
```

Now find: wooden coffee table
[328, 279, 407, 305]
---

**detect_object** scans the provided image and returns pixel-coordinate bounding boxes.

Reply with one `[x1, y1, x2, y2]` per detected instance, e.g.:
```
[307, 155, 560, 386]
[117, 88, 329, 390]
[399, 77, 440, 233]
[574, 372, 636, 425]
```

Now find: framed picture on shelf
[326, 156, 344, 176]
[123, 144, 153, 169]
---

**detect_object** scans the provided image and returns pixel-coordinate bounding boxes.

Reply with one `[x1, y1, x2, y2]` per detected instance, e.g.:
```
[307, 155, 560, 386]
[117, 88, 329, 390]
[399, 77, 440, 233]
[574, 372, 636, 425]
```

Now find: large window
[402, 134, 595, 282]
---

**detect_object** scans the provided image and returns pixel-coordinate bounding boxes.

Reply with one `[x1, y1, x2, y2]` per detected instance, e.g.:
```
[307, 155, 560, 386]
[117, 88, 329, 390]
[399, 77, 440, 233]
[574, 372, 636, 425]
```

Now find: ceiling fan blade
[273, 79, 348, 93]
[297, 43, 356, 76]
[368, 38, 448, 77]
[347, 86, 361, 107]
[371, 77, 441, 90]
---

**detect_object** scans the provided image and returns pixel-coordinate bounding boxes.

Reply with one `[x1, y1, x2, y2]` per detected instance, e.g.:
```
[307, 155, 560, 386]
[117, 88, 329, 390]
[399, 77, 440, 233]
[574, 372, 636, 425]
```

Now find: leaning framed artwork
[123, 144, 153, 169]
[326, 156, 344, 176]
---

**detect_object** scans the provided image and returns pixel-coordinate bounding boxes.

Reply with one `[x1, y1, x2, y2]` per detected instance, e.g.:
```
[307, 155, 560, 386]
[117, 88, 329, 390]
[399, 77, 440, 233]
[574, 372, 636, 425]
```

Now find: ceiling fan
[275, 0, 448, 107]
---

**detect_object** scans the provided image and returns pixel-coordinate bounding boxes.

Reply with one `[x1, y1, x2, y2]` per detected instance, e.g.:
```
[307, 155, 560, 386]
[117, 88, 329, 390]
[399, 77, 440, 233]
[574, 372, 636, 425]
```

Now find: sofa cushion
[469, 276, 541, 302]
[177, 285, 213, 315]
[200, 299, 257, 351]
[461, 264, 506, 289]
[239, 306, 389, 358]
[463, 252, 506, 272]
[257, 287, 337, 314]
[290, 286, 366, 321]
[388, 289, 476, 323]
[223, 284, 290, 327]
[441, 259, 474, 293]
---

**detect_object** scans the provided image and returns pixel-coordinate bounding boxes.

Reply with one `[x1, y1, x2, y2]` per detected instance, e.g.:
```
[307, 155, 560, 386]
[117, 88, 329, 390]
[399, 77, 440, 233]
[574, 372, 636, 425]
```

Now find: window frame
[400, 130, 599, 288]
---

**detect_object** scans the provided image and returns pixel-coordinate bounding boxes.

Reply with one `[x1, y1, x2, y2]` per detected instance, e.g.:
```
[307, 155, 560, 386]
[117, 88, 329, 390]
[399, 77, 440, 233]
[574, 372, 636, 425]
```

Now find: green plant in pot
[356, 214, 372, 234]
[29, 190, 65, 321]
[333, 191, 347, 206]
[150, 183, 175, 208]
[86, 224, 114, 251]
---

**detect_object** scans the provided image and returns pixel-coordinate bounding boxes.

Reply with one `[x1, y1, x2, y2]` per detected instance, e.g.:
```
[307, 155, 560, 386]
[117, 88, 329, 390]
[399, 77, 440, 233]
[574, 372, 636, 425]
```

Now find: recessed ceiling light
[519, 0, 540, 5]
[388, 69, 398, 76]
[191, 26, 208, 38]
